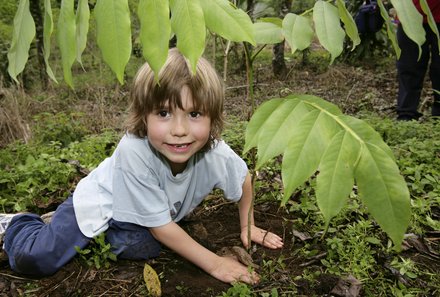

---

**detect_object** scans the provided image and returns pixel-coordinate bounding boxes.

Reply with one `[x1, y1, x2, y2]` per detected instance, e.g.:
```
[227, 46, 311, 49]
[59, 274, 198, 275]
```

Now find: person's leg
[396, 25, 430, 120]
[428, 23, 440, 117]
[105, 220, 161, 260]
[3, 196, 90, 276]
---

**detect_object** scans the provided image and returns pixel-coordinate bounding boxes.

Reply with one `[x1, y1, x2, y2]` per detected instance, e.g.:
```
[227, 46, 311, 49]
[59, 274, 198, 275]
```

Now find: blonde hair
[125, 48, 224, 150]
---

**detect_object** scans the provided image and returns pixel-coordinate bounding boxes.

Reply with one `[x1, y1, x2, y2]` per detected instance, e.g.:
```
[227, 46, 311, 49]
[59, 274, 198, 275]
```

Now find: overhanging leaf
[355, 142, 411, 249]
[419, 0, 440, 50]
[75, 0, 90, 67]
[138, 0, 171, 81]
[170, 0, 205, 74]
[313, 0, 345, 64]
[95, 0, 132, 84]
[58, 0, 76, 88]
[378, 0, 400, 58]
[390, 0, 425, 60]
[200, 0, 255, 45]
[335, 0, 360, 50]
[254, 22, 283, 45]
[7, 0, 36, 83]
[282, 13, 314, 54]
[43, 0, 57, 82]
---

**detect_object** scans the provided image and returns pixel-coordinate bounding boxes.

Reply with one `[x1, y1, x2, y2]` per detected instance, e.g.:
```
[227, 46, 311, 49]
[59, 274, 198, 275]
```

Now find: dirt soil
[0, 54, 439, 296]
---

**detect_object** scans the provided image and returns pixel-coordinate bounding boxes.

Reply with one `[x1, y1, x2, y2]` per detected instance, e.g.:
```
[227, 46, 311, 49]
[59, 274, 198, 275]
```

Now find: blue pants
[396, 23, 440, 120]
[3, 196, 161, 276]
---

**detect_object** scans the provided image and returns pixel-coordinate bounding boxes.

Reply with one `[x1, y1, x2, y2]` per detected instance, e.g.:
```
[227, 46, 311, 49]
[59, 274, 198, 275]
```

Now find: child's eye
[158, 110, 170, 117]
[189, 111, 202, 118]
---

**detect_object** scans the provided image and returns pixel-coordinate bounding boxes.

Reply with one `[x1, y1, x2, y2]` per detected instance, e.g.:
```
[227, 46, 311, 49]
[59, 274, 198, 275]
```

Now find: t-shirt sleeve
[212, 141, 249, 202]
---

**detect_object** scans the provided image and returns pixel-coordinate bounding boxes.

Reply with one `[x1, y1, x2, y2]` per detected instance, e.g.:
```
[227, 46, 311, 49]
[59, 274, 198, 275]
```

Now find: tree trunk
[30, 0, 48, 89]
[272, 0, 291, 79]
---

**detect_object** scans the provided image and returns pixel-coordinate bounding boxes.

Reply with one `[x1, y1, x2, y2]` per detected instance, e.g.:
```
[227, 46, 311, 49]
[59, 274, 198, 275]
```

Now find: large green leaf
[419, 0, 440, 50]
[335, 0, 360, 50]
[316, 130, 360, 226]
[390, 0, 425, 59]
[282, 13, 314, 54]
[75, 0, 90, 67]
[95, 0, 132, 84]
[7, 0, 35, 83]
[200, 0, 255, 45]
[378, 0, 401, 59]
[282, 110, 341, 201]
[253, 21, 283, 45]
[355, 142, 411, 248]
[255, 100, 309, 168]
[58, 0, 76, 88]
[244, 99, 286, 154]
[138, 0, 171, 81]
[313, 0, 345, 64]
[170, 0, 205, 74]
[43, 0, 57, 82]
[245, 95, 411, 248]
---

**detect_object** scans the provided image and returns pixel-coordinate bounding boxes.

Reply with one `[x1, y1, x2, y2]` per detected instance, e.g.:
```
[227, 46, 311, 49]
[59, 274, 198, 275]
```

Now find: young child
[1, 48, 283, 284]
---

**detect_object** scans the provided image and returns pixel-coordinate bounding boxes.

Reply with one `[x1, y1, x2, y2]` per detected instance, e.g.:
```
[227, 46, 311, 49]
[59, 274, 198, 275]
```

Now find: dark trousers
[4, 196, 161, 276]
[396, 23, 440, 120]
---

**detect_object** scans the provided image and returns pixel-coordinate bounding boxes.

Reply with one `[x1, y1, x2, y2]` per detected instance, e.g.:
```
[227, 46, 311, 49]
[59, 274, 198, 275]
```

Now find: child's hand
[209, 255, 260, 285]
[241, 225, 284, 249]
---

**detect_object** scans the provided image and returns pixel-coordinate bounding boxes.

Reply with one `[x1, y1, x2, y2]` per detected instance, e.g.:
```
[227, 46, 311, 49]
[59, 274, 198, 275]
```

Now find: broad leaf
[7, 0, 35, 83]
[201, 0, 255, 45]
[316, 130, 360, 226]
[43, 0, 57, 82]
[355, 142, 411, 249]
[335, 0, 360, 50]
[378, 0, 401, 58]
[76, 0, 90, 67]
[390, 0, 425, 59]
[138, 0, 171, 81]
[255, 100, 309, 168]
[419, 0, 440, 50]
[282, 13, 314, 54]
[313, 1, 345, 64]
[253, 22, 283, 45]
[58, 0, 76, 88]
[170, 0, 205, 74]
[244, 99, 285, 154]
[282, 110, 341, 201]
[95, 0, 132, 84]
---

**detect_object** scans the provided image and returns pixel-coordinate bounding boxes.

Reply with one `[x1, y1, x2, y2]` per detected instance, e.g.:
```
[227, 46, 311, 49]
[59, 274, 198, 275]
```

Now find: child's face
[146, 86, 211, 174]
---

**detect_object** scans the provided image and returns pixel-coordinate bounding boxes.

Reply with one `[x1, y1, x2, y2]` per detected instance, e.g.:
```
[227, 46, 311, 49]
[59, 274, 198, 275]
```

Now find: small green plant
[221, 282, 252, 297]
[75, 233, 117, 269]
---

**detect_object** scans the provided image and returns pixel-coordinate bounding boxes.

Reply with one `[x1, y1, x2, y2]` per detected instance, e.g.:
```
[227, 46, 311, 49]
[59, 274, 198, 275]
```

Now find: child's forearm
[150, 221, 219, 273]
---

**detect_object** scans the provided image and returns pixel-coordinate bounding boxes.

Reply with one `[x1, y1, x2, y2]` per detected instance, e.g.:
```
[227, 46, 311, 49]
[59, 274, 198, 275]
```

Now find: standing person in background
[396, 0, 440, 121]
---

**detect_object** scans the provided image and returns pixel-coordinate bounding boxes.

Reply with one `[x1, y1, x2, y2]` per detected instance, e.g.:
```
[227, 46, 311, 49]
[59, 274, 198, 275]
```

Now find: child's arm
[238, 173, 284, 249]
[150, 221, 259, 284]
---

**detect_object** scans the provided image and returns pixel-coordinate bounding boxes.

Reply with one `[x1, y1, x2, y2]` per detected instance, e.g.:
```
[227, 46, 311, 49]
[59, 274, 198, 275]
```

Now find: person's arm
[150, 221, 259, 284]
[238, 173, 284, 249]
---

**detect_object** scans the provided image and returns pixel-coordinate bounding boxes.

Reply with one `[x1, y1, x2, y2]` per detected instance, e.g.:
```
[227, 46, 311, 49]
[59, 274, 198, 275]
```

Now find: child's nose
[171, 117, 188, 136]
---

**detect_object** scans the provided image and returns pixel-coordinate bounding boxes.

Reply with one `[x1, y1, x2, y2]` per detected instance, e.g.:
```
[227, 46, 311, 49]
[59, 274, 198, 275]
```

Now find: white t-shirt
[72, 133, 248, 237]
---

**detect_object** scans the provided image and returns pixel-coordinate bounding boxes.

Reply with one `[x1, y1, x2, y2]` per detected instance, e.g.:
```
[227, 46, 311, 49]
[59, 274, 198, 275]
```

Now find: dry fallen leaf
[143, 263, 161, 297]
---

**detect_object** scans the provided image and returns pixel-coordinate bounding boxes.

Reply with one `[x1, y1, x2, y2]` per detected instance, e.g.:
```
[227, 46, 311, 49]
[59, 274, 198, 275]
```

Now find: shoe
[41, 211, 54, 224]
[0, 214, 17, 236]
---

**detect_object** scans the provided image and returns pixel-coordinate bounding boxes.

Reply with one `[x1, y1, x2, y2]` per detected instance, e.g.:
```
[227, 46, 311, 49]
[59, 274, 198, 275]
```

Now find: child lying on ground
[0, 48, 283, 284]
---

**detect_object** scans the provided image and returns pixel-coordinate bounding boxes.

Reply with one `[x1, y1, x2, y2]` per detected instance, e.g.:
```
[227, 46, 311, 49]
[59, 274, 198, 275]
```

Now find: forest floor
[0, 53, 439, 296]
